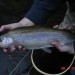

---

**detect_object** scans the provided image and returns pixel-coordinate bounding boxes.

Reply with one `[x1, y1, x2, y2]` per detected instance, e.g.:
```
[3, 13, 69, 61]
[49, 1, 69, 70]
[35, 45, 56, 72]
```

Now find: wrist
[19, 18, 35, 27]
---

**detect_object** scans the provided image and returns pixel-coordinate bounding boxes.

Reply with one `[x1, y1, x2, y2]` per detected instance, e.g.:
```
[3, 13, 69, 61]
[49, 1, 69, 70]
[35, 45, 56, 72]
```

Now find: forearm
[19, 0, 65, 26]
[10, 18, 35, 30]
[25, 0, 64, 24]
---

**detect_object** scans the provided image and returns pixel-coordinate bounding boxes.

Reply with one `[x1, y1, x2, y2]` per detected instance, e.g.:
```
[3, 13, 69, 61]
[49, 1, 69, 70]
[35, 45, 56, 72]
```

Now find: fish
[0, 26, 75, 53]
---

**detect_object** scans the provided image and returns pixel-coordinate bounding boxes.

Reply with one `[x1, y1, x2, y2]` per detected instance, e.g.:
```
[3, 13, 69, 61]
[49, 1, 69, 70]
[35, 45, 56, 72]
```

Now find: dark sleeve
[25, 0, 64, 24]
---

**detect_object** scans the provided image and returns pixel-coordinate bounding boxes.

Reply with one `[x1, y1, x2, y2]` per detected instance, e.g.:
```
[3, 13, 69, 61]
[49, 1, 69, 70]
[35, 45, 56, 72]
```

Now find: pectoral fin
[42, 48, 52, 53]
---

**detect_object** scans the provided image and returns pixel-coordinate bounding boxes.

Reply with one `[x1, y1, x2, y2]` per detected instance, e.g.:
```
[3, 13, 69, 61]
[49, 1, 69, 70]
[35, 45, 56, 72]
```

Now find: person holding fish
[0, 0, 75, 75]
[0, 0, 75, 54]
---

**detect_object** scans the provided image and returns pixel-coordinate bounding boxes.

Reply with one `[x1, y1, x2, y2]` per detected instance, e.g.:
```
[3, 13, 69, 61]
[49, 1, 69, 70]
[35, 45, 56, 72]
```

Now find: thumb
[0, 26, 6, 32]
[53, 25, 59, 28]
[0, 25, 12, 32]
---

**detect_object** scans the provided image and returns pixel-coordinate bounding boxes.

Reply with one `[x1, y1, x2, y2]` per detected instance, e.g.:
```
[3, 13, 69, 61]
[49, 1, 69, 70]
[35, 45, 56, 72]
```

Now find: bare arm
[0, 18, 35, 32]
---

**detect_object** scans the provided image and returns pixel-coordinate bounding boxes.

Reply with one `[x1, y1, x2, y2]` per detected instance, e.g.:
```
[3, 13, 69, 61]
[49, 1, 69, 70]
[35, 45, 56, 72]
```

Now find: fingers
[58, 26, 70, 30]
[51, 41, 72, 53]
[3, 48, 8, 53]
[18, 45, 23, 50]
[10, 45, 26, 52]
[67, 27, 72, 30]
[0, 25, 11, 32]
[51, 41, 64, 52]
[3, 45, 26, 53]
[22, 48, 26, 51]
[53, 24, 72, 30]
[0, 26, 6, 32]
[53, 25, 59, 28]
[17, 44, 26, 51]
[0, 23, 19, 32]
[10, 45, 16, 52]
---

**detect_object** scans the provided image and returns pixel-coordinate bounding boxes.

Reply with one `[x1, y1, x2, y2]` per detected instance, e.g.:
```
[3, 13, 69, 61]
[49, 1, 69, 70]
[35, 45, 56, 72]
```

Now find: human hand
[51, 41, 74, 54]
[0, 17, 35, 52]
[53, 24, 72, 30]
[0, 22, 27, 52]
[0, 17, 34, 32]
[0, 22, 23, 32]
[47, 22, 74, 54]
[2, 45, 26, 53]
[52, 25, 74, 54]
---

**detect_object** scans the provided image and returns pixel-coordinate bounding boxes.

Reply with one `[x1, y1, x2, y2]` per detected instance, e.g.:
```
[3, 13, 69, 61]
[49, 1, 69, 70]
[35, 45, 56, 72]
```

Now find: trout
[0, 26, 75, 53]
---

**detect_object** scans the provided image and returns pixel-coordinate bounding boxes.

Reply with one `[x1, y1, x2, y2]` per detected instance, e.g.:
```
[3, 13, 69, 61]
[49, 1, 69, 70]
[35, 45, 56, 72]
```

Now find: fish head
[0, 37, 14, 48]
